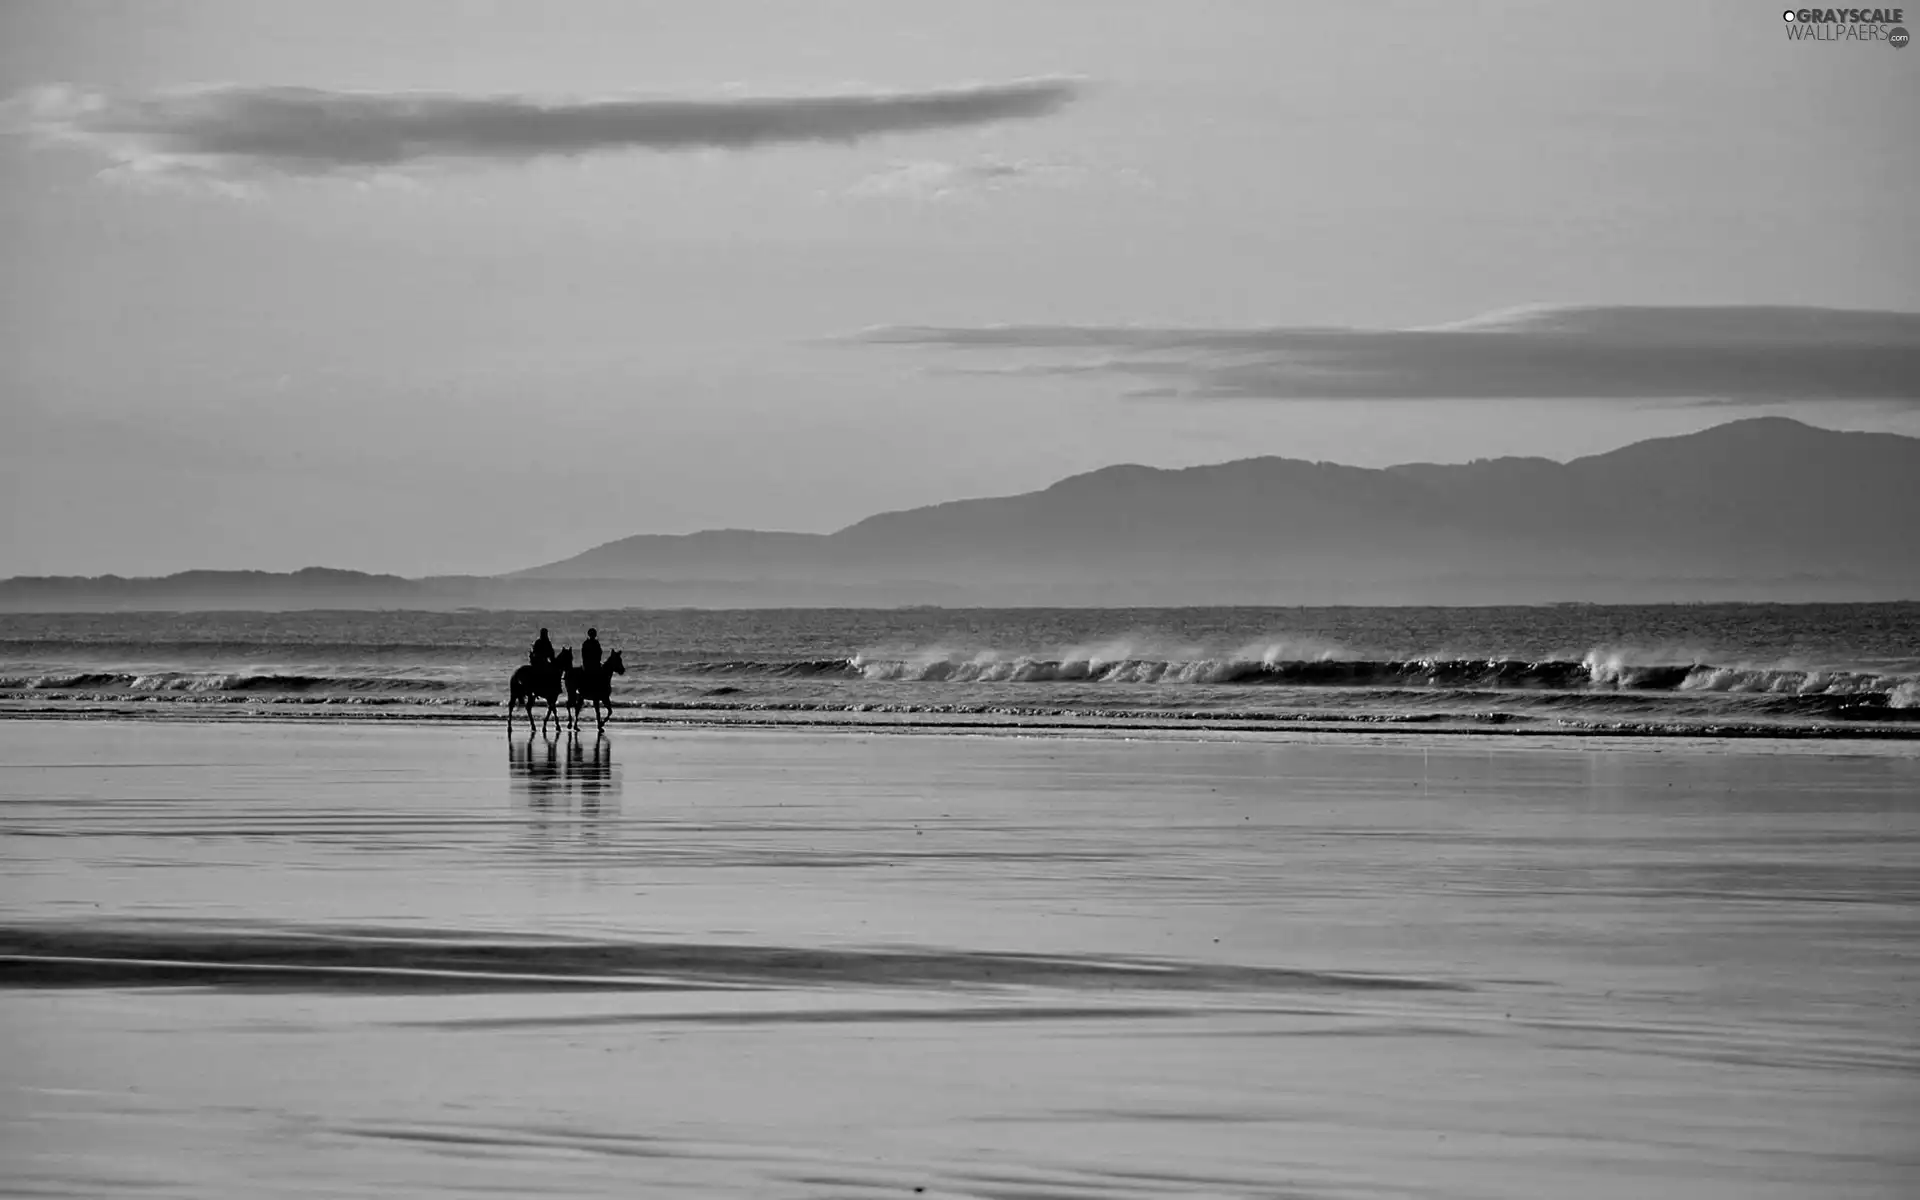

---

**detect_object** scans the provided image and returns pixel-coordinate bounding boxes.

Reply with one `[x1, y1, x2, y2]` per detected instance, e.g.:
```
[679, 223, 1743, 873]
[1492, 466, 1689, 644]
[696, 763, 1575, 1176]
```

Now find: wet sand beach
[3, 720, 1917, 1198]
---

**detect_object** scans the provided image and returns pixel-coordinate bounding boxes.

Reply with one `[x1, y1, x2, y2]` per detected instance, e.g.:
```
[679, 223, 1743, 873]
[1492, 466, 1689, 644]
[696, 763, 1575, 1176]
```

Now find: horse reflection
[565, 733, 616, 808]
[509, 732, 621, 815]
[508, 735, 564, 808]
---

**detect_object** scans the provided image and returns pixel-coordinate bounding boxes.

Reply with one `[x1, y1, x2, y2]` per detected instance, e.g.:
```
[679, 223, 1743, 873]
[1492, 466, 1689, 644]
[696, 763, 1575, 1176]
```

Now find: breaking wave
[0, 671, 457, 694]
[4, 653, 1917, 716]
[669, 652, 1920, 704]
[680, 658, 865, 679]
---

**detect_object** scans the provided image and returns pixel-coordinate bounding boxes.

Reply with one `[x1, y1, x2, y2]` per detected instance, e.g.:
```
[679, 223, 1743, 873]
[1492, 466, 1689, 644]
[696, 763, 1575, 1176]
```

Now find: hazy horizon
[5, 0, 1919, 578]
[4, 415, 1914, 613]
[0, 415, 1908, 585]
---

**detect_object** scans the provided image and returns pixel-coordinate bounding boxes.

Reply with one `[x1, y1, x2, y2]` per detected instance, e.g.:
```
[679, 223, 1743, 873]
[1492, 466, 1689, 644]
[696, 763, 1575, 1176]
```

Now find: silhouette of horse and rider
[508, 626, 626, 733]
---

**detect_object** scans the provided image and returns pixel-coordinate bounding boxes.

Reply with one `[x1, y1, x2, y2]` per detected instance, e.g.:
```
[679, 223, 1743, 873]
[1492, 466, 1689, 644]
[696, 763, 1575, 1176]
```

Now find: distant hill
[513, 417, 1920, 604]
[0, 569, 973, 613]
[0, 567, 437, 613]
[6, 418, 1917, 610]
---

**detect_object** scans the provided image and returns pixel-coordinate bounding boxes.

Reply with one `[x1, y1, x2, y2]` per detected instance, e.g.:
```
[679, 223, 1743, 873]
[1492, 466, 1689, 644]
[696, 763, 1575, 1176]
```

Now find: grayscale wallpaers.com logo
[1782, 7, 1910, 44]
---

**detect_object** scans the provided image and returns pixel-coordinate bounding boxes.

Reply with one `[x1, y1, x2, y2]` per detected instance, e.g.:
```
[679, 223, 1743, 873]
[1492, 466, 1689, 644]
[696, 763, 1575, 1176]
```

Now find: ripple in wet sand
[0, 921, 1468, 995]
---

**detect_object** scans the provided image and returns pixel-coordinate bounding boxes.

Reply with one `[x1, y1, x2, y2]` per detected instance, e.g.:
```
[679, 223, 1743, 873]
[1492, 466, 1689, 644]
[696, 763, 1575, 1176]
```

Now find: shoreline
[4, 704, 1918, 747]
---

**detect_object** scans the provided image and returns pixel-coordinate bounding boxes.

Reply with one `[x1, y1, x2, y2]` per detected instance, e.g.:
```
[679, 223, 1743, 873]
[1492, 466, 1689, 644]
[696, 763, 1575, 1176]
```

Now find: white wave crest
[1677, 666, 1891, 695]
[850, 634, 1358, 685]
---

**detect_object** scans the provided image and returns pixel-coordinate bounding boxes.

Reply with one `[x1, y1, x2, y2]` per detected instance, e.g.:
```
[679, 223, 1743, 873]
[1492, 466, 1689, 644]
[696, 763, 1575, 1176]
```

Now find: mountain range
[6, 418, 1917, 609]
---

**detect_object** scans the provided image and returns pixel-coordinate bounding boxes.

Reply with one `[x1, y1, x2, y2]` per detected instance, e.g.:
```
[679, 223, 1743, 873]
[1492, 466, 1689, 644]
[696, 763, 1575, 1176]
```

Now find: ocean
[3, 604, 1917, 736]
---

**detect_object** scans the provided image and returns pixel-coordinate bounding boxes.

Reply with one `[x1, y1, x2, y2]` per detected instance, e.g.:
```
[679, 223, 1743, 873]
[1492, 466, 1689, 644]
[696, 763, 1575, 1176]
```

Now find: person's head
[539, 627, 548, 637]
[588, 627, 597, 638]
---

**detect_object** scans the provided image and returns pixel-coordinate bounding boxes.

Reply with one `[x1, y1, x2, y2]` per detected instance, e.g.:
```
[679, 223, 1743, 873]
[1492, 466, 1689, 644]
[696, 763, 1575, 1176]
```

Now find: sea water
[2, 604, 1916, 736]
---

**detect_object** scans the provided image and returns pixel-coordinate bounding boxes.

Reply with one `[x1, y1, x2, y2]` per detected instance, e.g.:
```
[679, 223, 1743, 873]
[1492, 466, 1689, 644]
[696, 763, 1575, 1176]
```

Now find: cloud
[12, 77, 1083, 181]
[848, 157, 1048, 201]
[853, 306, 1920, 404]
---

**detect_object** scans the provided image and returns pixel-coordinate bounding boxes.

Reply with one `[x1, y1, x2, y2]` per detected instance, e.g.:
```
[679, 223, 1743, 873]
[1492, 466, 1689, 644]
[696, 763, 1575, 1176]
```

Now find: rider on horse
[514, 625, 620, 733]
[564, 630, 623, 733]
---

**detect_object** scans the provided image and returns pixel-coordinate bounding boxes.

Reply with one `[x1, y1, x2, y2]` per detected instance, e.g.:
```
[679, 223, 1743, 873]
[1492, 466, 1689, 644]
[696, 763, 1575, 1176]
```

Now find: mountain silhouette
[6, 418, 1916, 609]
[513, 417, 1920, 604]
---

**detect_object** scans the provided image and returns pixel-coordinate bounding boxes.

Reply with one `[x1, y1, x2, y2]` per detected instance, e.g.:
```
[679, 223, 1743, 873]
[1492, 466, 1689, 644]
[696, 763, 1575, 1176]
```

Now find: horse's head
[555, 646, 574, 668]
[606, 649, 625, 675]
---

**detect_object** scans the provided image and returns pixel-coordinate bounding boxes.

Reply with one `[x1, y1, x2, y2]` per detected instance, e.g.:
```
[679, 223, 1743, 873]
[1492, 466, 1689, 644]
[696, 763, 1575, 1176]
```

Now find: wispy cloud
[854, 306, 1920, 404]
[847, 156, 1070, 202]
[11, 78, 1084, 182]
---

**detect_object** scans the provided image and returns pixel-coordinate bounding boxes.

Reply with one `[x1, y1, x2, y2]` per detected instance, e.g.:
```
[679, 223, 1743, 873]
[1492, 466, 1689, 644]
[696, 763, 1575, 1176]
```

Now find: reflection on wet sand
[5, 721, 1919, 1200]
[509, 734, 620, 816]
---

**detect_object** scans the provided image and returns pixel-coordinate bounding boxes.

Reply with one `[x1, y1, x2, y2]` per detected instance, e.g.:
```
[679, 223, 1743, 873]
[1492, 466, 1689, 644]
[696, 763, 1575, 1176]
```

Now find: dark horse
[564, 649, 625, 733]
[508, 646, 573, 734]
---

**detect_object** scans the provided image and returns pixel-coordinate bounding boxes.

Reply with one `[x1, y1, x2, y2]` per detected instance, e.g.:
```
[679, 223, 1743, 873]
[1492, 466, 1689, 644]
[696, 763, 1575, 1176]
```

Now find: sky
[2, 0, 1916, 577]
